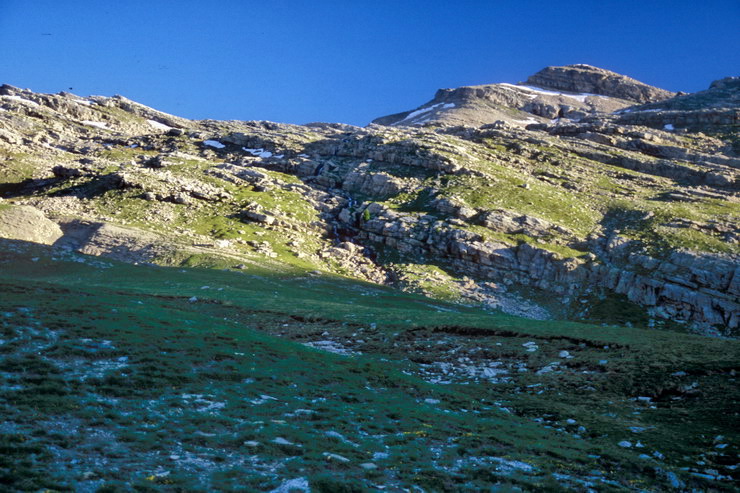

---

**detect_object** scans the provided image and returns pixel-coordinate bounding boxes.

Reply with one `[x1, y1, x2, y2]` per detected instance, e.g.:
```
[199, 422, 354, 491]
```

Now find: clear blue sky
[1, 1, 738, 125]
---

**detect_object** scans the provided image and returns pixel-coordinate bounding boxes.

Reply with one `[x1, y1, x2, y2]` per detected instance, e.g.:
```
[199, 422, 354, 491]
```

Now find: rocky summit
[0, 66, 739, 491]
[372, 63, 678, 128]
[526, 64, 677, 104]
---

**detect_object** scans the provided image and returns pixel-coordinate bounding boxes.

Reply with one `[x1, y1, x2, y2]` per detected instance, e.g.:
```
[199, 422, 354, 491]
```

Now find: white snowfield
[1, 95, 40, 106]
[242, 147, 277, 158]
[74, 99, 94, 106]
[204, 140, 225, 149]
[500, 83, 603, 103]
[147, 119, 173, 131]
[395, 102, 456, 125]
[514, 117, 542, 126]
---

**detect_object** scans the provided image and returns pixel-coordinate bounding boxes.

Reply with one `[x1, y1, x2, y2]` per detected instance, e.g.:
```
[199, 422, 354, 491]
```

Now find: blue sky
[1, 1, 738, 125]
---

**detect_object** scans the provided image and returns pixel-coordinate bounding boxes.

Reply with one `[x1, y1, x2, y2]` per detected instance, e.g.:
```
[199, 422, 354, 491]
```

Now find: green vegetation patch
[0, 241, 736, 490]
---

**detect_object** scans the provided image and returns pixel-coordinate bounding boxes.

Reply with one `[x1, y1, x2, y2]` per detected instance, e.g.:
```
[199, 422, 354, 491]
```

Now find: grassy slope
[0, 240, 737, 491]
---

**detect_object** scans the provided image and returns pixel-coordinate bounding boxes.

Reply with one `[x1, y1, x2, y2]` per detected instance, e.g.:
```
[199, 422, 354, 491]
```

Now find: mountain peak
[525, 64, 675, 103]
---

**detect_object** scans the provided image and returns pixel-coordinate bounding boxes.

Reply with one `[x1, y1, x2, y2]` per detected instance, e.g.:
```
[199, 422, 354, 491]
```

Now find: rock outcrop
[615, 77, 740, 133]
[343, 202, 739, 329]
[526, 64, 675, 104]
[0, 205, 63, 245]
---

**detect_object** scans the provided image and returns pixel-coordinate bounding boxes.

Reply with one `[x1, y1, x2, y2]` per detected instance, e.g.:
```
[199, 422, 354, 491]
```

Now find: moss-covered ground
[0, 240, 737, 491]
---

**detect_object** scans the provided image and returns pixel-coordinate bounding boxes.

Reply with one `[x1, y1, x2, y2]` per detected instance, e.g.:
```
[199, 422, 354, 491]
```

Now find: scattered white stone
[323, 452, 350, 463]
[566, 419, 577, 425]
[324, 430, 358, 447]
[292, 409, 314, 416]
[269, 477, 310, 493]
[304, 340, 356, 356]
[244, 440, 260, 448]
[522, 341, 539, 352]
[537, 362, 560, 374]
[489, 456, 536, 473]
[188, 296, 198, 303]
[664, 123, 675, 131]
[559, 350, 572, 358]
[272, 437, 294, 446]
[618, 440, 632, 448]
[360, 462, 377, 470]
[425, 398, 440, 404]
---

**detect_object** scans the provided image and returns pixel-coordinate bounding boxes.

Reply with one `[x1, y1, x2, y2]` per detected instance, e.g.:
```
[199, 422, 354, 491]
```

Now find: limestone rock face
[615, 76, 740, 132]
[372, 64, 674, 128]
[525, 64, 675, 104]
[76, 223, 173, 263]
[0, 205, 63, 245]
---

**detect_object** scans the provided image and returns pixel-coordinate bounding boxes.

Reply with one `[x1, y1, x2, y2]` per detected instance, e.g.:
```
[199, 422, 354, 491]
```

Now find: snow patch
[395, 101, 455, 125]
[398, 104, 440, 123]
[500, 83, 602, 103]
[663, 123, 674, 131]
[204, 140, 225, 149]
[514, 117, 541, 126]
[1, 95, 40, 106]
[81, 120, 108, 129]
[242, 147, 273, 158]
[147, 119, 173, 131]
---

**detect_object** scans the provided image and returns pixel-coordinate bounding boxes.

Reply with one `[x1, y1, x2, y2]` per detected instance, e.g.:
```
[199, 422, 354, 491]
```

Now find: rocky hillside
[0, 65, 738, 336]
